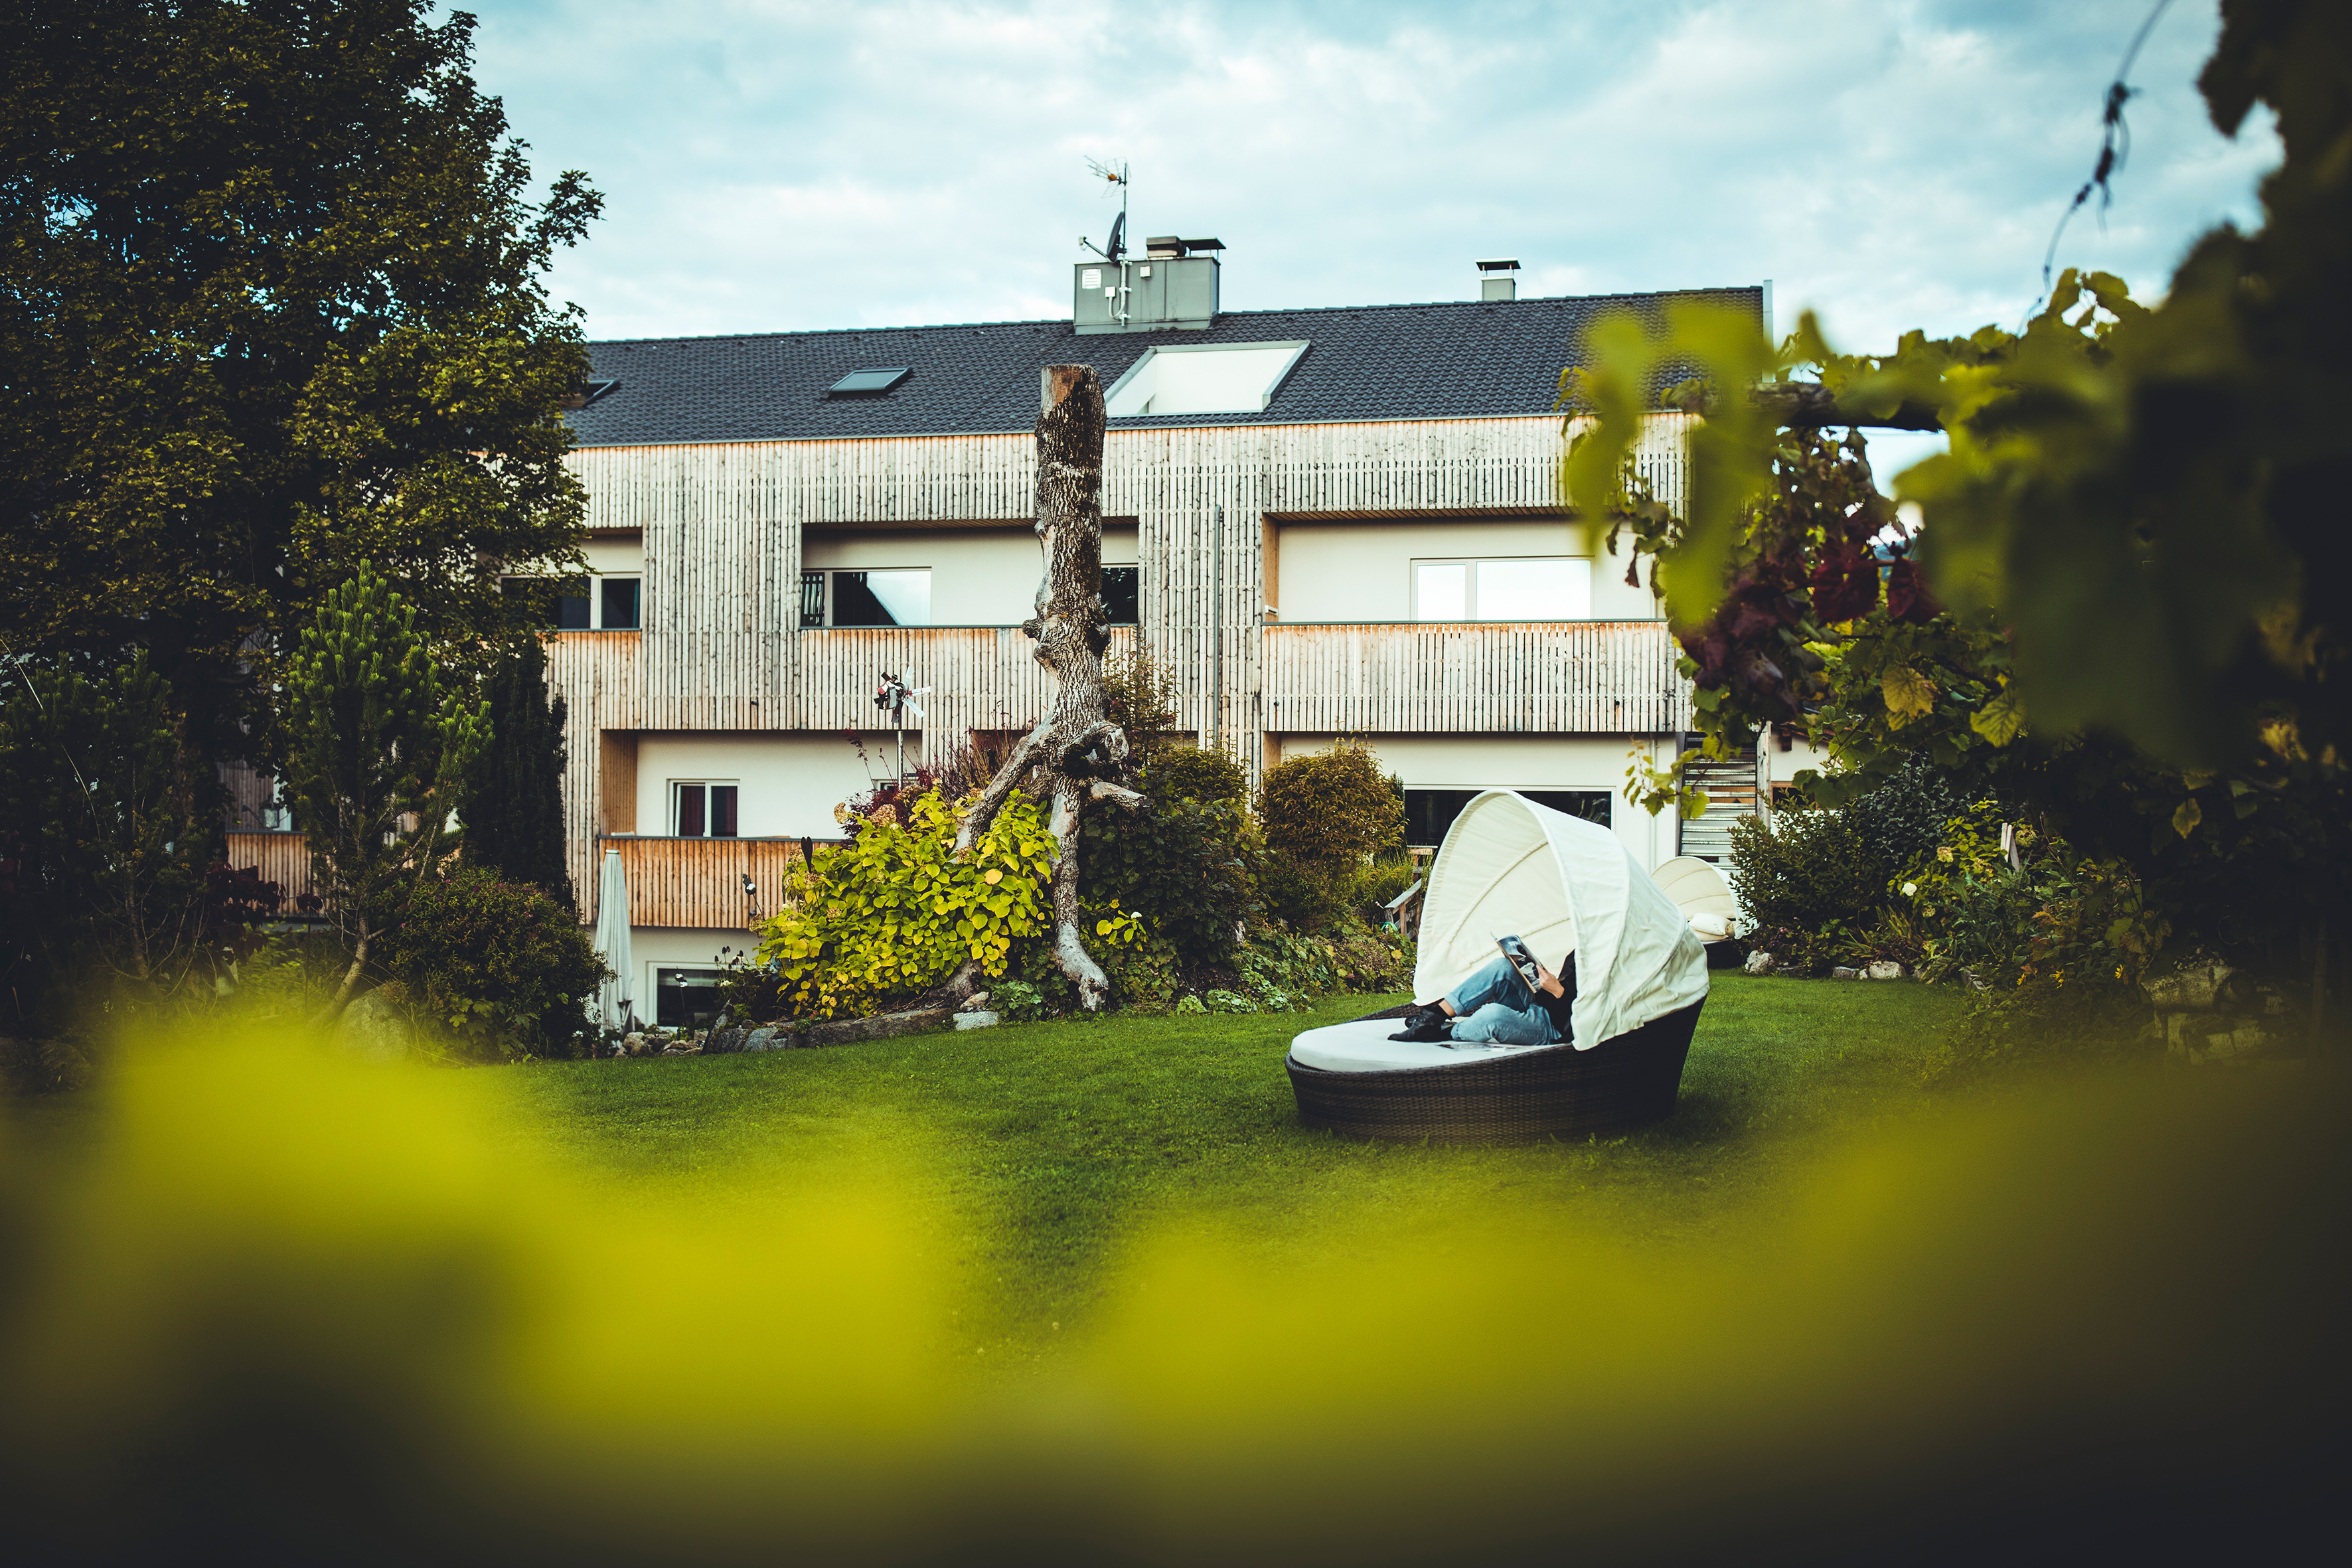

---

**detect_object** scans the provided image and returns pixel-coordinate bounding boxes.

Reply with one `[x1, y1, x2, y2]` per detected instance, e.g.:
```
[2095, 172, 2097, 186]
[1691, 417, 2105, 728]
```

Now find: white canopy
[592, 848, 636, 1033]
[1653, 854, 1739, 941]
[1412, 791, 1707, 1050]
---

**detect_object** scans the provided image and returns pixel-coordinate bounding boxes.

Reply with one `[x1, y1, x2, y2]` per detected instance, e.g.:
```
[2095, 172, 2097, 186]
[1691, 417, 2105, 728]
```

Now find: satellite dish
[1103, 210, 1125, 265]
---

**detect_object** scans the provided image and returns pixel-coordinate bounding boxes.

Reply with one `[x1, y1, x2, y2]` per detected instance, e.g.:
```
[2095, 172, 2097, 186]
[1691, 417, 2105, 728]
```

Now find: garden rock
[744, 1027, 791, 1052]
[333, 988, 413, 1063]
[1865, 959, 1904, 981]
[703, 1026, 747, 1054]
[958, 992, 992, 1013]
[1743, 950, 1776, 977]
[1830, 965, 1863, 981]
[622, 1032, 651, 1056]
[953, 1010, 1002, 1031]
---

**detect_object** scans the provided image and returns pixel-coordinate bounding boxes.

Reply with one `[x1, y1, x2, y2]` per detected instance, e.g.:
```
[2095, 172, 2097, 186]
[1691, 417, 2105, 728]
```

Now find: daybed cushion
[1288, 1016, 1546, 1075]
[1689, 910, 1733, 941]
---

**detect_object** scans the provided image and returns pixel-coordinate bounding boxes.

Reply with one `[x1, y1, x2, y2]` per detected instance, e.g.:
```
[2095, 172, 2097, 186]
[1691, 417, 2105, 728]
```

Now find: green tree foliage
[460, 637, 572, 907]
[1082, 797, 1259, 970]
[1571, 0, 2351, 969]
[283, 562, 488, 1014]
[0, 0, 601, 764]
[0, 655, 208, 1009]
[374, 866, 601, 1058]
[1255, 740, 1407, 932]
[1100, 647, 1182, 767]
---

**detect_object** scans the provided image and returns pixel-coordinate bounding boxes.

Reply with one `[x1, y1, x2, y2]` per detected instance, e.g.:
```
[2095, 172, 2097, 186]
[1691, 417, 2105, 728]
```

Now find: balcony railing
[1262, 619, 1689, 734]
[222, 831, 316, 907]
[600, 835, 817, 931]
[797, 624, 1138, 736]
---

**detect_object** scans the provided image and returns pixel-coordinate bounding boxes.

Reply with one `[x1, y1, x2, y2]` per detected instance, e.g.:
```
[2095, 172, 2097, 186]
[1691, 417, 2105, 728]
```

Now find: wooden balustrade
[599, 835, 819, 931]
[222, 831, 316, 907]
[795, 624, 1138, 740]
[1261, 619, 1691, 735]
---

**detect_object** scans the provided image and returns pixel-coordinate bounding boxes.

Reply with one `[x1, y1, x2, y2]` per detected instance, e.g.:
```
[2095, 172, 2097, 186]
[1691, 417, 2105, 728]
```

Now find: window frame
[1409, 555, 1593, 623]
[670, 779, 741, 838]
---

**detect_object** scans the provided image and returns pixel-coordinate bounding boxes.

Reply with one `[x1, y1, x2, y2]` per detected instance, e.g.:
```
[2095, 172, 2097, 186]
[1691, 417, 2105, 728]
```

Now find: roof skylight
[1103, 341, 1308, 418]
[828, 366, 911, 396]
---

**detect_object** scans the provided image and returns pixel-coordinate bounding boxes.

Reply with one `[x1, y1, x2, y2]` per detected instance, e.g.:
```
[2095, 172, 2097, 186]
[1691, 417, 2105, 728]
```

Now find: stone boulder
[1743, 950, 1776, 977]
[953, 1010, 1002, 1031]
[332, 988, 414, 1063]
[1865, 959, 1904, 981]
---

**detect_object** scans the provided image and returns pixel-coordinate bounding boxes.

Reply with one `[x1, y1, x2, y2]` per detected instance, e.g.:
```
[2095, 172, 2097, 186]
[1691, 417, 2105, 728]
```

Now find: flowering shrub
[758, 793, 1058, 1021]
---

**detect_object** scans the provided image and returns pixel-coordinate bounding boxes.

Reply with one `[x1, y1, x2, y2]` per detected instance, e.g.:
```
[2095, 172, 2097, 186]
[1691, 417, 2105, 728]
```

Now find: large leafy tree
[0, 0, 599, 769]
[1568, 0, 2351, 963]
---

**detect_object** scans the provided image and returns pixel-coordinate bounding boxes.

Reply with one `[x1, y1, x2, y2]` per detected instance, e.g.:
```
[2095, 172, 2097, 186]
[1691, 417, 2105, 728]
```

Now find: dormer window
[828, 366, 911, 396]
[1104, 341, 1307, 417]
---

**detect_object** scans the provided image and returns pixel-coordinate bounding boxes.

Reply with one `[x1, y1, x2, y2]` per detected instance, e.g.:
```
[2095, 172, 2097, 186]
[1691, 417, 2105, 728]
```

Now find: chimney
[1476, 258, 1519, 302]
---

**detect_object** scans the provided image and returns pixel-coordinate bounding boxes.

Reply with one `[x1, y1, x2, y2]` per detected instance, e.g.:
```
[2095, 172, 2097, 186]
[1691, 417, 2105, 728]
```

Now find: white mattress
[1287, 1017, 1545, 1075]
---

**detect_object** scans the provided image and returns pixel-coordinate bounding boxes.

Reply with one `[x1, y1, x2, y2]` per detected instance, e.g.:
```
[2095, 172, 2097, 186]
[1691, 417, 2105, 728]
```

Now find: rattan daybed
[1286, 790, 1710, 1145]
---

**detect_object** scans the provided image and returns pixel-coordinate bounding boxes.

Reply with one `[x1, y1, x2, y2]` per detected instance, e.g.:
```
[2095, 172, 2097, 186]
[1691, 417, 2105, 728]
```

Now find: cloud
[467, 0, 2279, 351]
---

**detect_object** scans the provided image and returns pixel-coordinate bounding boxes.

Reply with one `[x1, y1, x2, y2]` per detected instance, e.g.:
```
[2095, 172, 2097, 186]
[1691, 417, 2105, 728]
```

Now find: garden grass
[479, 973, 1968, 1350]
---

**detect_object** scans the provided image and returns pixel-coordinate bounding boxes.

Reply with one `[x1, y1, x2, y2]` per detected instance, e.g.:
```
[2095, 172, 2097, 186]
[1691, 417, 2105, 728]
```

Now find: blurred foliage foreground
[2, 1028, 2344, 1563]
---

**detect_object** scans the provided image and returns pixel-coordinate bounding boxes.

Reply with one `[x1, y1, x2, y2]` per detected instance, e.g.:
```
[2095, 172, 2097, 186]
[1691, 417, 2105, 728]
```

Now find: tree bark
[949, 364, 1148, 1012]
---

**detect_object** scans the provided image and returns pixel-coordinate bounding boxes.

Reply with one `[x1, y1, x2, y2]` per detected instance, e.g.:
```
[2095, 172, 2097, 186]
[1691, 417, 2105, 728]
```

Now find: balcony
[1261, 620, 1689, 735]
[797, 624, 1138, 735]
[600, 835, 815, 931]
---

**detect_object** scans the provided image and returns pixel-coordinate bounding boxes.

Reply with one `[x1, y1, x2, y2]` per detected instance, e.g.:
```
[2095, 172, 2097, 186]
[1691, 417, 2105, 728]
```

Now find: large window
[824, 568, 931, 628]
[672, 781, 739, 838]
[1405, 789, 1609, 848]
[599, 576, 641, 630]
[656, 967, 726, 1029]
[1411, 558, 1592, 621]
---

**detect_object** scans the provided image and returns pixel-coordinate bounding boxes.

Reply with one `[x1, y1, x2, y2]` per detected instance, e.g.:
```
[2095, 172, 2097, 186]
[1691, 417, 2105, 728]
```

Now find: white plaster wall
[804, 524, 1138, 626]
[1273, 732, 1680, 872]
[636, 730, 921, 839]
[1764, 724, 1835, 784]
[1271, 519, 1655, 623]
[583, 536, 644, 575]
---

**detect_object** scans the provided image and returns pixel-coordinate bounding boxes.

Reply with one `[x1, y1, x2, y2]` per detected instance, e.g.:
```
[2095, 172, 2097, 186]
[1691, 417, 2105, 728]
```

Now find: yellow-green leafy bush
[757, 793, 1056, 1020]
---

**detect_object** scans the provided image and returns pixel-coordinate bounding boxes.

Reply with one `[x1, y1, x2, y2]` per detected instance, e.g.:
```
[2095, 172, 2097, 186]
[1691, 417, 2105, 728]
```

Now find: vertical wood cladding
[552, 414, 1693, 908]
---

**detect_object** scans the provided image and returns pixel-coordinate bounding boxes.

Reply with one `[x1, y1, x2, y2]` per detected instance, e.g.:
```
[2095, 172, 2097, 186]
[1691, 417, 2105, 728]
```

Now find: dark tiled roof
[568, 285, 1764, 448]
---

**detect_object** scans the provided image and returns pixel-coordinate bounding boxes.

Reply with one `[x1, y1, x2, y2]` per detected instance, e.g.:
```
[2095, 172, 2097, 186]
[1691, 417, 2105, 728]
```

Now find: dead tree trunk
[950, 363, 1149, 1011]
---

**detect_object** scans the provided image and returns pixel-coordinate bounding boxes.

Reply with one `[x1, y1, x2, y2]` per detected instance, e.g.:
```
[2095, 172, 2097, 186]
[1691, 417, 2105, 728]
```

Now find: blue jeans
[1445, 957, 1561, 1046]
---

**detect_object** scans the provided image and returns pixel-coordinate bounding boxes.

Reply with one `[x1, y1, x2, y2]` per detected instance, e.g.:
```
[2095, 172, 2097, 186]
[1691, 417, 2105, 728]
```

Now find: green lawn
[486, 973, 1968, 1349]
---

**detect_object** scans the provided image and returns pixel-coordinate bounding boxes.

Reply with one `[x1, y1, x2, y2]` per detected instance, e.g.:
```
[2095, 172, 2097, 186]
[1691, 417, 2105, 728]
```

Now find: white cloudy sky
[469, 0, 2277, 365]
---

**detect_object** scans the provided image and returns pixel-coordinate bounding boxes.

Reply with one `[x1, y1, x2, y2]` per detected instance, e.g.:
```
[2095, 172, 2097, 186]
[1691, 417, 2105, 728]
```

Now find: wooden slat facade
[599, 836, 813, 931]
[550, 412, 1698, 915]
[222, 831, 315, 905]
[1263, 620, 1690, 736]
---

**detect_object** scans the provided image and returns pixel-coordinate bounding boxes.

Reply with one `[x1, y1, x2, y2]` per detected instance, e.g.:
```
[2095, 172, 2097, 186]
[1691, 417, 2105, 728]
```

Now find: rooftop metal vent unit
[1476, 258, 1520, 303]
[1075, 237, 1224, 335]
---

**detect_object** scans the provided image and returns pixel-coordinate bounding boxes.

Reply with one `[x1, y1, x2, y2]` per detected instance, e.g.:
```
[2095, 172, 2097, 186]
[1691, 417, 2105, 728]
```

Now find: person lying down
[1389, 949, 1575, 1048]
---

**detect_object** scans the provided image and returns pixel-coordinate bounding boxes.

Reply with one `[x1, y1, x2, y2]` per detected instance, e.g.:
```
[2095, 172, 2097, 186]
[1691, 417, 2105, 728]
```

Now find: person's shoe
[1388, 1005, 1452, 1044]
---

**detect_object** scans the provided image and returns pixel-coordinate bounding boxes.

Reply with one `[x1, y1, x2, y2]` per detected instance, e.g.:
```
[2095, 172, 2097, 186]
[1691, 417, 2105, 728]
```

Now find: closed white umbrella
[591, 848, 636, 1034]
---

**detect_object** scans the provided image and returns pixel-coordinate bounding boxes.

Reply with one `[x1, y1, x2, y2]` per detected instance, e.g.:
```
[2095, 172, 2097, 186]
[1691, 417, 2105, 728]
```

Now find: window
[829, 568, 931, 628]
[1405, 789, 1608, 848]
[599, 577, 641, 630]
[503, 575, 625, 630]
[800, 570, 826, 628]
[826, 367, 910, 396]
[656, 967, 726, 1028]
[672, 781, 739, 838]
[1103, 341, 1310, 416]
[1103, 566, 1139, 624]
[1411, 558, 1591, 621]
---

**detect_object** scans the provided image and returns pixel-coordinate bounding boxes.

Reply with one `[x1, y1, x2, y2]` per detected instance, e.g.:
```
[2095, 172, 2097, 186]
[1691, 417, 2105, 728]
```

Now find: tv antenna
[1079, 157, 1128, 264]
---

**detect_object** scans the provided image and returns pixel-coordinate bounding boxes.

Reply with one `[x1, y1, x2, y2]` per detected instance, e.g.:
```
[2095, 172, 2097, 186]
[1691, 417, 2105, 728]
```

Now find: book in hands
[1495, 933, 1542, 997]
